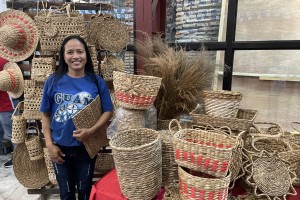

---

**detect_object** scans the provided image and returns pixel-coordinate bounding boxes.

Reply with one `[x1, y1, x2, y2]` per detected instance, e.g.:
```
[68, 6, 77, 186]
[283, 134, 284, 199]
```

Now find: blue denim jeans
[53, 145, 96, 200]
[0, 110, 13, 147]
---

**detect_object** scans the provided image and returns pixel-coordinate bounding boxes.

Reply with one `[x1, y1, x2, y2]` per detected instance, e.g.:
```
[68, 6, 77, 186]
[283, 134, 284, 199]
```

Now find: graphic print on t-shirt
[53, 91, 93, 123]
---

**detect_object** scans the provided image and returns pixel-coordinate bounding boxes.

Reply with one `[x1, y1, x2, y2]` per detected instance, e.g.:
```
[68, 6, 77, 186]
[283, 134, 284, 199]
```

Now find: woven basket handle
[252, 122, 284, 137]
[168, 119, 181, 134]
[251, 135, 293, 152]
[291, 122, 300, 133]
[12, 101, 24, 117]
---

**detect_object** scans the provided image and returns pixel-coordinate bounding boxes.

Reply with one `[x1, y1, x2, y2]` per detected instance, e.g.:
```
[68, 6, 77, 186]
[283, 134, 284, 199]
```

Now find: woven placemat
[72, 95, 109, 159]
[13, 143, 49, 189]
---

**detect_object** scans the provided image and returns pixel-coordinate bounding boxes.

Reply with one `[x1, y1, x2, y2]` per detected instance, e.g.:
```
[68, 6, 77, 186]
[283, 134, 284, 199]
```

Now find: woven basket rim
[113, 71, 162, 82]
[109, 128, 160, 152]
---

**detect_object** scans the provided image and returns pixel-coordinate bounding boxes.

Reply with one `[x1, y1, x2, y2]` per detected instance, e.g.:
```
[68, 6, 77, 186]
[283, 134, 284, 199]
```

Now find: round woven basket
[43, 148, 57, 185]
[113, 71, 162, 110]
[11, 101, 27, 144]
[159, 130, 178, 186]
[178, 166, 231, 200]
[203, 90, 243, 118]
[109, 128, 162, 200]
[13, 143, 49, 189]
[171, 120, 237, 178]
[25, 126, 44, 161]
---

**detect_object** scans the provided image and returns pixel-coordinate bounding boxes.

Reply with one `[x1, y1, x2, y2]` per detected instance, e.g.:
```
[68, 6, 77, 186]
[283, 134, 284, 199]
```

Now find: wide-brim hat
[0, 10, 39, 62]
[13, 143, 49, 189]
[0, 62, 24, 98]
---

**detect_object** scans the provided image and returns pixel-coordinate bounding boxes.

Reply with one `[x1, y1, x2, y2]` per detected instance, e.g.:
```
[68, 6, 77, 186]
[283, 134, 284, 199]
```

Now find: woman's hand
[47, 143, 65, 164]
[73, 128, 92, 142]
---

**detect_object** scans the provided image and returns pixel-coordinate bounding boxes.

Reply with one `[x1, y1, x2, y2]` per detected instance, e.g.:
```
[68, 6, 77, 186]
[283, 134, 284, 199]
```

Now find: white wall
[0, 0, 7, 12]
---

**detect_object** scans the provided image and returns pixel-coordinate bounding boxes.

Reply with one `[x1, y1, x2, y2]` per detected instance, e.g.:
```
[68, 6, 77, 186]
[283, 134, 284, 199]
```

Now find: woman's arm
[73, 111, 113, 142]
[42, 112, 65, 164]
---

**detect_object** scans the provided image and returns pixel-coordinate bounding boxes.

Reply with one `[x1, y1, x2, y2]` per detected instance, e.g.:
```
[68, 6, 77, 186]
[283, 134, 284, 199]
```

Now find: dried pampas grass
[136, 34, 216, 119]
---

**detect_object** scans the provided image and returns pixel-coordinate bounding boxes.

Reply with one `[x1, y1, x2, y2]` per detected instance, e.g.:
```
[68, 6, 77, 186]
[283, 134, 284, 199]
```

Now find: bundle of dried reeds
[136, 34, 216, 119]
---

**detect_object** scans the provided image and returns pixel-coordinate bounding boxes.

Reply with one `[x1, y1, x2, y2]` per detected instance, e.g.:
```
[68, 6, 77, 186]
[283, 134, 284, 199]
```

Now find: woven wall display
[171, 119, 237, 178]
[113, 71, 162, 110]
[203, 90, 243, 118]
[72, 95, 109, 159]
[43, 147, 57, 185]
[13, 143, 49, 189]
[159, 130, 178, 186]
[11, 101, 27, 144]
[100, 55, 125, 81]
[34, 4, 87, 53]
[109, 128, 162, 200]
[88, 14, 130, 53]
[23, 80, 44, 120]
[31, 57, 55, 82]
[178, 166, 230, 200]
[245, 151, 296, 199]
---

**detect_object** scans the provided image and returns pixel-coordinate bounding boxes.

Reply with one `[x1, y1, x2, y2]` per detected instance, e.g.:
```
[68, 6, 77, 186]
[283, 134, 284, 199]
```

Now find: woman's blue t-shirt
[40, 73, 113, 147]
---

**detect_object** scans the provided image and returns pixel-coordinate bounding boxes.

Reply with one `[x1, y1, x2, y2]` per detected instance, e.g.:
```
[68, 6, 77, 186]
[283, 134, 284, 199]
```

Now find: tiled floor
[0, 154, 40, 200]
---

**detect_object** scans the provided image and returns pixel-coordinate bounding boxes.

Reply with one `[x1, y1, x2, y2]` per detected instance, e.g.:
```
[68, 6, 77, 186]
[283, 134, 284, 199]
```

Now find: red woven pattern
[178, 166, 230, 200]
[173, 129, 236, 178]
[115, 90, 157, 109]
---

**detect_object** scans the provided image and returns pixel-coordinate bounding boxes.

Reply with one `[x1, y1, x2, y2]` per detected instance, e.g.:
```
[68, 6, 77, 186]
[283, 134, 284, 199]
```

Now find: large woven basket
[31, 57, 55, 82]
[100, 55, 125, 81]
[11, 101, 27, 144]
[34, 5, 87, 53]
[190, 108, 258, 131]
[109, 128, 162, 200]
[159, 130, 178, 186]
[43, 147, 57, 185]
[203, 90, 243, 118]
[171, 119, 237, 178]
[113, 71, 162, 110]
[23, 80, 43, 120]
[178, 166, 230, 200]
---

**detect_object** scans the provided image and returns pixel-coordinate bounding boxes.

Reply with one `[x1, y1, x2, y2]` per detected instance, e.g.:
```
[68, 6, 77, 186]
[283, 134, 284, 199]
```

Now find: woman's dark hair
[52, 35, 99, 92]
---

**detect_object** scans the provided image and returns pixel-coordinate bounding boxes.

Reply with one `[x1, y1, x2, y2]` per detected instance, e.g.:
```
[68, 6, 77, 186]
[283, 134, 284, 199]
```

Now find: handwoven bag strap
[168, 119, 181, 134]
[291, 122, 300, 133]
[11, 101, 24, 117]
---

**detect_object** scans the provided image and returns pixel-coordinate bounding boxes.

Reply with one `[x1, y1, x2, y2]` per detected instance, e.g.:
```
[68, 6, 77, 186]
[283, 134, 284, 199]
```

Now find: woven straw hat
[0, 10, 39, 62]
[13, 143, 49, 189]
[0, 62, 24, 98]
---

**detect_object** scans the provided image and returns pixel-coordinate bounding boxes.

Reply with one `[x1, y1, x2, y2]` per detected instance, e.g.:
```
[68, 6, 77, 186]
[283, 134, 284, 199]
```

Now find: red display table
[90, 169, 300, 200]
[89, 169, 165, 200]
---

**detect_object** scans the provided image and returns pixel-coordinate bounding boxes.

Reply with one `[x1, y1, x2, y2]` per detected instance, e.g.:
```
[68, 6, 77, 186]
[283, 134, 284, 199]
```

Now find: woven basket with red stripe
[170, 119, 237, 178]
[113, 71, 162, 110]
[178, 166, 231, 200]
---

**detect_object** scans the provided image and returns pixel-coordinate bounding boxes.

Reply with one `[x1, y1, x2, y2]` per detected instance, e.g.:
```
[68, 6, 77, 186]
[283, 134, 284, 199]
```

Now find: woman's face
[64, 38, 87, 75]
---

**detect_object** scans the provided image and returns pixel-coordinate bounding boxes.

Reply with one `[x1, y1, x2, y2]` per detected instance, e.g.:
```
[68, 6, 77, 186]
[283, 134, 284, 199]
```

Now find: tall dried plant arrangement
[136, 34, 216, 119]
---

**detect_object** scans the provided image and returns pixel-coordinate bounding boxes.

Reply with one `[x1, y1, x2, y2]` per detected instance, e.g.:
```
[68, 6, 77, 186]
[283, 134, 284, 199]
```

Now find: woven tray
[191, 108, 258, 131]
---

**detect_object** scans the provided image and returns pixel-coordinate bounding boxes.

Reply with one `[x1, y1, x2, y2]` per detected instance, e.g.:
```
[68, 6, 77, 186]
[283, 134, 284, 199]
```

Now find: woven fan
[72, 95, 109, 159]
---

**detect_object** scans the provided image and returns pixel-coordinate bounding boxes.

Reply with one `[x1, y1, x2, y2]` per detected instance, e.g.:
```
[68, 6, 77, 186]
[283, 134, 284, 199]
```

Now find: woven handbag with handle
[31, 57, 55, 82]
[34, 4, 87, 53]
[25, 126, 44, 161]
[11, 101, 27, 144]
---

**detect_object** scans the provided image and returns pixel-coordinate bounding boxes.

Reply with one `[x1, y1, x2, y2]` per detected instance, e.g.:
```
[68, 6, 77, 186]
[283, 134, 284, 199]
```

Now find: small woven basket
[157, 119, 172, 130]
[203, 90, 243, 118]
[88, 45, 99, 75]
[178, 166, 231, 200]
[163, 184, 181, 200]
[100, 55, 125, 81]
[23, 80, 44, 120]
[171, 119, 237, 178]
[94, 152, 115, 175]
[11, 101, 27, 144]
[159, 130, 178, 186]
[25, 126, 44, 161]
[109, 128, 162, 200]
[43, 147, 57, 185]
[31, 57, 55, 82]
[113, 71, 162, 110]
